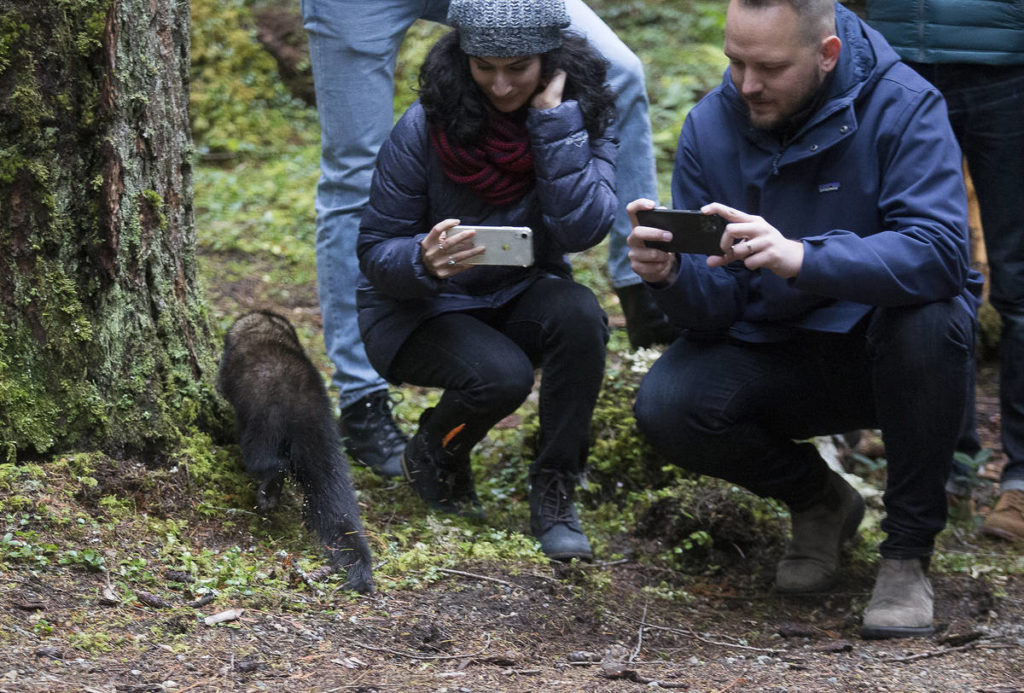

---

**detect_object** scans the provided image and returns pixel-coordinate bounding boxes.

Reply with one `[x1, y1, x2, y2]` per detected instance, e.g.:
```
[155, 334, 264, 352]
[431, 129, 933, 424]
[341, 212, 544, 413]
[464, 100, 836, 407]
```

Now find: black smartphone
[637, 209, 727, 256]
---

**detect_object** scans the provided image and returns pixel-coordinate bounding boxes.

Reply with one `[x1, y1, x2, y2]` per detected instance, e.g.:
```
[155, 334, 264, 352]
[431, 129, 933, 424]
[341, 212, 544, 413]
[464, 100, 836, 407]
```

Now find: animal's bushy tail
[290, 421, 375, 594]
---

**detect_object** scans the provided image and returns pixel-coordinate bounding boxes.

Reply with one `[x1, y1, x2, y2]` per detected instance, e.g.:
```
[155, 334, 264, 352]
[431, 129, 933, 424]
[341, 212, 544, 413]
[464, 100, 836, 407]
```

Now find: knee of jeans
[548, 287, 609, 344]
[634, 380, 706, 453]
[476, 361, 535, 414]
[869, 301, 975, 359]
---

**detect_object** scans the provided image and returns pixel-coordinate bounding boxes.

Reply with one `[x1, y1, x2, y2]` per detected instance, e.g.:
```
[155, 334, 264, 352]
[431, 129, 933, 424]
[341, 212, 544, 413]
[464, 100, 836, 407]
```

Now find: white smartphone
[454, 225, 534, 267]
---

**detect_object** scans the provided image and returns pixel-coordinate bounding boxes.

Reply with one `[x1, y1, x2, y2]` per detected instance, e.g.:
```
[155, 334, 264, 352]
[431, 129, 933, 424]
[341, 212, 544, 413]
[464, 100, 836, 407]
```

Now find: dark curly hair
[418, 30, 616, 146]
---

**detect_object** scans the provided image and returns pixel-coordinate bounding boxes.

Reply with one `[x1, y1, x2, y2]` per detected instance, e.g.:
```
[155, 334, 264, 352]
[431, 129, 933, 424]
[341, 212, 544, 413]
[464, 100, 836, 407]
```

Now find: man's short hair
[736, 0, 836, 44]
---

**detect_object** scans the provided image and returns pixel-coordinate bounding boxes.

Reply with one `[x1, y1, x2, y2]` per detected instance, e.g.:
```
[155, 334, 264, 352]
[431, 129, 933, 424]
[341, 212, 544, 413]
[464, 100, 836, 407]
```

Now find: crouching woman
[356, 0, 616, 561]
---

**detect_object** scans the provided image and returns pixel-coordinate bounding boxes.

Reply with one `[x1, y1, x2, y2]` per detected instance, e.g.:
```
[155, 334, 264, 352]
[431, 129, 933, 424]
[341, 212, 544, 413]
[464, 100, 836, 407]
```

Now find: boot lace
[537, 474, 576, 530]
[360, 390, 406, 446]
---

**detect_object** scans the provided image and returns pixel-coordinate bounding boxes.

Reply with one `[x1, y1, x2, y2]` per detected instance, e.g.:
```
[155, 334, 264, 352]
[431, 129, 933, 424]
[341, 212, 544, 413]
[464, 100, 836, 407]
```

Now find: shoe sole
[545, 551, 594, 563]
[860, 623, 935, 639]
[775, 492, 866, 595]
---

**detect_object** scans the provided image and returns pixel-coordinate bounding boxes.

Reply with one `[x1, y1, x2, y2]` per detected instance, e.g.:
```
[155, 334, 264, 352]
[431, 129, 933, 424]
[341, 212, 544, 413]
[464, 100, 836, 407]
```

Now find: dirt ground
[1, 521, 1022, 692]
[2, 333, 1023, 692]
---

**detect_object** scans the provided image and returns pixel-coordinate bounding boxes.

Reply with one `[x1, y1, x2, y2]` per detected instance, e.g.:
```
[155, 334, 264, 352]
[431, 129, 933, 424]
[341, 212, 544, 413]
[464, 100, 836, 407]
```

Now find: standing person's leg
[904, 62, 981, 502]
[301, 0, 450, 477]
[954, 67, 1024, 539]
[861, 299, 975, 638]
[564, 1, 678, 348]
[502, 277, 609, 561]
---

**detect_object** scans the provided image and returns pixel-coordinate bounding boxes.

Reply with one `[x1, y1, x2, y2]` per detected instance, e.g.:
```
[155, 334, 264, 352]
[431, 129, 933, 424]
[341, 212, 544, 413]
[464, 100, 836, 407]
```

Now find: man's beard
[750, 70, 828, 139]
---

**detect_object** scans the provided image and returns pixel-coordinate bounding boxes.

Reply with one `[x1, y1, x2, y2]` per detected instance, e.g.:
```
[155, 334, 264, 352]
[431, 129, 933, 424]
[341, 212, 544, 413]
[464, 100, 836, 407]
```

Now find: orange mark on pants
[442, 423, 466, 448]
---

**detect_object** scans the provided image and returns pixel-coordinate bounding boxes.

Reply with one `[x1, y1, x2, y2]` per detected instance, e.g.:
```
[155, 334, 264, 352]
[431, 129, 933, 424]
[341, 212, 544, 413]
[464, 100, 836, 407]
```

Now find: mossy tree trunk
[0, 0, 227, 462]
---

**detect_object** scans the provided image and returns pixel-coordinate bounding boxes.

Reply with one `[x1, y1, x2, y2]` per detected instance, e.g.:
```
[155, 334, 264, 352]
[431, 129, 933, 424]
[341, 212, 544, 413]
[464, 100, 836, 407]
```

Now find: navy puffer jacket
[357, 99, 617, 380]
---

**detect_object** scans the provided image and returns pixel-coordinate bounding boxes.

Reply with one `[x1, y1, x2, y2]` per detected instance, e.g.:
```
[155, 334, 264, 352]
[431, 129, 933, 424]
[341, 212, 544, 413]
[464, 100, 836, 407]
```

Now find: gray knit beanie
[447, 0, 570, 57]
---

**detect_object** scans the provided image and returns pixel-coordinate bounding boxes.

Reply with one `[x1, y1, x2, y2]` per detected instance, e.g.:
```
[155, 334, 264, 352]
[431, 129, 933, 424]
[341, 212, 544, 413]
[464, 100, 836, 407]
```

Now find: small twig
[202, 505, 258, 517]
[640, 622, 781, 655]
[594, 558, 631, 568]
[885, 640, 1015, 663]
[352, 633, 491, 661]
[601, 665, 690, 688]
[630, 601, 649, 663]
[436, 568, 516, 589]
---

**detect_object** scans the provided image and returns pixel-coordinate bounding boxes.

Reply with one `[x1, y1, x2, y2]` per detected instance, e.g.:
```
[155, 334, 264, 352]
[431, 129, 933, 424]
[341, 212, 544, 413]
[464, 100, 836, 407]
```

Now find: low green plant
[58, 548, 107, 572]
[0, 531, 57, 567]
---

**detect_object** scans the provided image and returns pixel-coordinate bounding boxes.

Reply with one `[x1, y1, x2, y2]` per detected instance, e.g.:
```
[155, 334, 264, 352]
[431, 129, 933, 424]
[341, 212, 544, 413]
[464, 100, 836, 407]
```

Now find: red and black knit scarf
[429, 111, 534, 208]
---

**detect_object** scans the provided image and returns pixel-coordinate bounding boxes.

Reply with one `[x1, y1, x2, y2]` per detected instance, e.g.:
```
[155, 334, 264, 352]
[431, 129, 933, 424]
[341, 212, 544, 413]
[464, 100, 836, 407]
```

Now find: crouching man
[628, 0, 982, 638]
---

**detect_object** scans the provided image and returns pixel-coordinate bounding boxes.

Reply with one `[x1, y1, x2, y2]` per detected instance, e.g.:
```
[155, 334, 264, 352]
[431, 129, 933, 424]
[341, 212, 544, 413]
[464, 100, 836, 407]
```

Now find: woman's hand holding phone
[420, 219, 485, 278]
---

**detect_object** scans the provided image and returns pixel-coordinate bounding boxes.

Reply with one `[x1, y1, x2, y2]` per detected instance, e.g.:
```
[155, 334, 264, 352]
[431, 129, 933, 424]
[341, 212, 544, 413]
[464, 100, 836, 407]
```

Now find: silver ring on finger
[447, 257, 455, 266]
[438, 242, 445, 251]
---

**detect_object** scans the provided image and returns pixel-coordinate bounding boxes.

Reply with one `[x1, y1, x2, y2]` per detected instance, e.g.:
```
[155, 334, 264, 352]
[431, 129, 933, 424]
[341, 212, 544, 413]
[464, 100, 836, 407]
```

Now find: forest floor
[2, 249, 1023, 693]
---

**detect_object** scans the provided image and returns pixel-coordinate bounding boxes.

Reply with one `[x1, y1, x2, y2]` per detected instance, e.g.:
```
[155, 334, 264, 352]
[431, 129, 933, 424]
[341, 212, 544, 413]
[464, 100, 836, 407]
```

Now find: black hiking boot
[402, 409, 484, 519]
[614, 283, 681, 349]
[339, 390, 408, 479]
[529, 472, 593, 562]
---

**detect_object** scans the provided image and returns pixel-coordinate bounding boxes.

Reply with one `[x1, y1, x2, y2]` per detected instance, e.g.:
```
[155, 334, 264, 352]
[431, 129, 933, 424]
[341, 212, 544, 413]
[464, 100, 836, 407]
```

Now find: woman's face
[468, 55, 543, 112]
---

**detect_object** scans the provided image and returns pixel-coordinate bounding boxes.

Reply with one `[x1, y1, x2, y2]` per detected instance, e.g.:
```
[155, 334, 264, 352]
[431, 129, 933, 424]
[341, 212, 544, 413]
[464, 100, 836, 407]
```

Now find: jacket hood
[720, 2, 902, 120]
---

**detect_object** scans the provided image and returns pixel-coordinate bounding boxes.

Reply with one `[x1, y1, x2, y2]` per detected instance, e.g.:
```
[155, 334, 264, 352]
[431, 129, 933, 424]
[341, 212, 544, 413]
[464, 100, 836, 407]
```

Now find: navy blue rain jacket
[658, 2, 982, 342]
[357, 99, 617, 379]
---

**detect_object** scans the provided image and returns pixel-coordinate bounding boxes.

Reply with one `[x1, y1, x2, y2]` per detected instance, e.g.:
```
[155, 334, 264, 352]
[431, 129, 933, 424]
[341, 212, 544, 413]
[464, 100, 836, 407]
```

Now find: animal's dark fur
[217, 310, 374, 593]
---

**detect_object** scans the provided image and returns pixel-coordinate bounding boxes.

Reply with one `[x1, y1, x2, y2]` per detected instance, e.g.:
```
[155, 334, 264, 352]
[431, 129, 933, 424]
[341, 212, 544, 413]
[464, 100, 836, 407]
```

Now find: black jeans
[908, 62, 1024, 492]
[634, 300, 976, 558]
[389, 277, 609, 477]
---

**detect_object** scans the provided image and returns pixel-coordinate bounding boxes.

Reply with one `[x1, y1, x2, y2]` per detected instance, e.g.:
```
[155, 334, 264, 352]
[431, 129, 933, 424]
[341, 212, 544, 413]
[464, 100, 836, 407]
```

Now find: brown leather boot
[981, 489, 1024, 541]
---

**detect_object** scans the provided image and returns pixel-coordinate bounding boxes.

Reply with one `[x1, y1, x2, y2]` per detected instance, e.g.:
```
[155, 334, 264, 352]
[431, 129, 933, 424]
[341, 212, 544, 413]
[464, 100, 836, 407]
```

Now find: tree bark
[0, 0, 227, 461]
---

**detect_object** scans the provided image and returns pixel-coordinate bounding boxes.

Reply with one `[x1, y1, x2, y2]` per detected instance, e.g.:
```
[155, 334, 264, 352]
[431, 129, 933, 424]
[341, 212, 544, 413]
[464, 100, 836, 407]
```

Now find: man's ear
[819, 35, 841, 72]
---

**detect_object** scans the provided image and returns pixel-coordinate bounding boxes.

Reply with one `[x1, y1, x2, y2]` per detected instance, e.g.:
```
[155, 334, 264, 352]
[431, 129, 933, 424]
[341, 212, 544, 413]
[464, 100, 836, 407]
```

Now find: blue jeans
[388, 277, 609, 477]
[301, 0, 657, 408]
[909, 62, 1024, 493]
[634, 301, 976, 558]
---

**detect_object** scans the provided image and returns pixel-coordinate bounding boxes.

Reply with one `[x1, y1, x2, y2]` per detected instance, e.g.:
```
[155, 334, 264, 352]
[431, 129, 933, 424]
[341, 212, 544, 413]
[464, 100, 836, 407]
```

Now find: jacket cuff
[528, 99, 585, 143]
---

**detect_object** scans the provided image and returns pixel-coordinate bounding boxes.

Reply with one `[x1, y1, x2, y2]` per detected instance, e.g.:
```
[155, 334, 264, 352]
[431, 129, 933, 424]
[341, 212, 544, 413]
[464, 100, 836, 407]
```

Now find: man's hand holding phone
[703, 203, 804, 278]
[627, 200, 805, 282]
[626, 199, 681, 286]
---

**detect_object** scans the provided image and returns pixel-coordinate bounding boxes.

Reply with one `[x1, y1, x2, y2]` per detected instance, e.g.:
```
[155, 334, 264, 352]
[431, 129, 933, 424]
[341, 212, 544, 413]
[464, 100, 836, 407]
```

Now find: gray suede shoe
[775, 470, 865, 593]
[861, 557, 935, 639]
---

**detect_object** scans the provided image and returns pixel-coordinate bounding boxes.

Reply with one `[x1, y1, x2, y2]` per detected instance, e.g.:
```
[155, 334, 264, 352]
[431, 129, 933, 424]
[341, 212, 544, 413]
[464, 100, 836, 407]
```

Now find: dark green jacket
[866, 0, 1024, 65]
